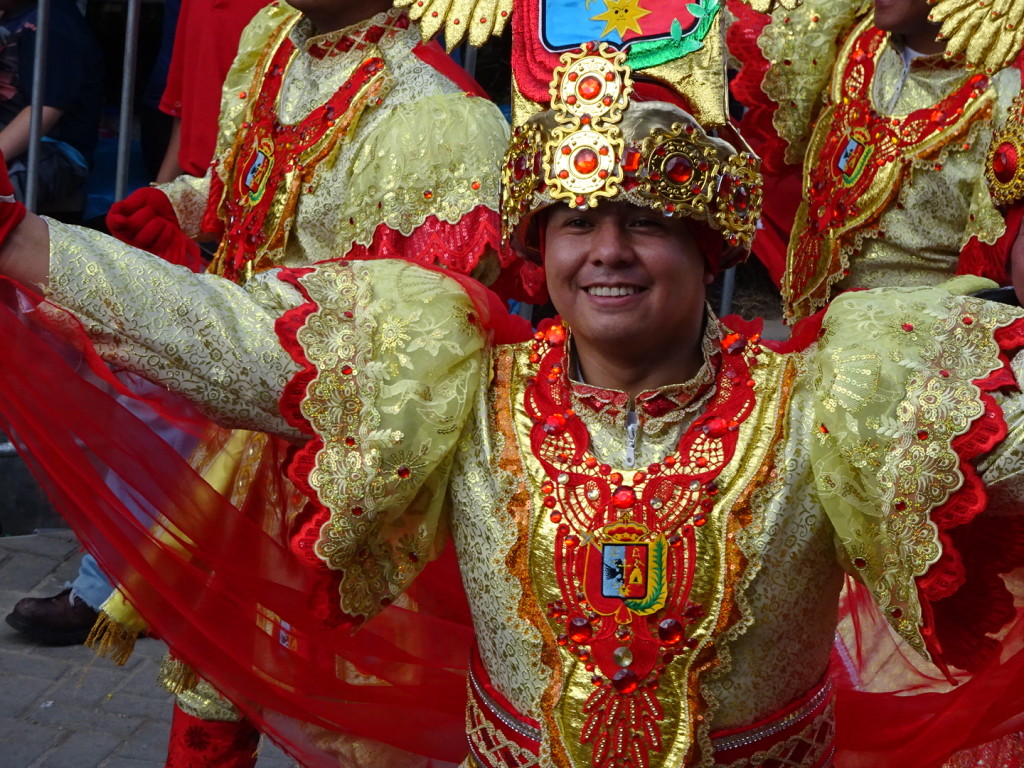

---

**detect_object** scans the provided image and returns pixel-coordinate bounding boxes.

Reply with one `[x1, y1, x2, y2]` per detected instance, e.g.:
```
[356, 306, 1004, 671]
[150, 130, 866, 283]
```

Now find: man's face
[873, 0, 934, 37]
[543, 201, 711, 367]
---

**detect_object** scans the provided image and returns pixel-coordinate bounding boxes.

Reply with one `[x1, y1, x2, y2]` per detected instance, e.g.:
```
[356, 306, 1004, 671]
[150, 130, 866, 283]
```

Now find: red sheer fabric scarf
[0, 276, 477, 767]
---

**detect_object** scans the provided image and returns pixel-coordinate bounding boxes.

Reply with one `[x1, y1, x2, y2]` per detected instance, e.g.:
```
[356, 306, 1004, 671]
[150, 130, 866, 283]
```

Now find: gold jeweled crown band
[501, 44, 763, 258]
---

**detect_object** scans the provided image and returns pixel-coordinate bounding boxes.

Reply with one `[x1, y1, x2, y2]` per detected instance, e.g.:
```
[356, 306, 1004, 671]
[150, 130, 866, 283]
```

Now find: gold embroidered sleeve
[43, 219, 302, 439]
[805, 279, 1023, 660]
[340, 92, 508, 241]
[156, 172, 212, 240]
[293, 259, 488, 621]
[759, 0, 867, 166]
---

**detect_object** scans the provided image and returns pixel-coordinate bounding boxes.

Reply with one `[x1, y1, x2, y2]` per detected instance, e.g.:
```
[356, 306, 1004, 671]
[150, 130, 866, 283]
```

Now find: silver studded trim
[711, 678, 834, 753]
[469, 660, 543, 743]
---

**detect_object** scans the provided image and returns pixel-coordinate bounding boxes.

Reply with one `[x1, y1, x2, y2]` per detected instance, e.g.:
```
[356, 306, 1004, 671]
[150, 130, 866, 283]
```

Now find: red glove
[0, 149, 26, 246]
[106, 186, 207, 273]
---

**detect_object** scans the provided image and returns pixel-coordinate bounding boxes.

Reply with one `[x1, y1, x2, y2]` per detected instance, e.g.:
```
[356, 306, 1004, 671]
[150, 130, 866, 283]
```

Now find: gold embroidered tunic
[156, 4, 509, 276]
[40, 235, 1024, 767]
[744, 1, 1021, 321]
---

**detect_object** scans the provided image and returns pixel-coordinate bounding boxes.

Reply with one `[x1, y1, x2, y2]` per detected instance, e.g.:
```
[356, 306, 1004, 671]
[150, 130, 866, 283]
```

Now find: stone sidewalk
[0, 529, 296, 767]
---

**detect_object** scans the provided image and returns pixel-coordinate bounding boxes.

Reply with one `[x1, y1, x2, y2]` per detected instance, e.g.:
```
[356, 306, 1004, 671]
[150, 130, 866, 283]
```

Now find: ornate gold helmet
[497, 1, 774, 269]
[501, 43, 762, 263]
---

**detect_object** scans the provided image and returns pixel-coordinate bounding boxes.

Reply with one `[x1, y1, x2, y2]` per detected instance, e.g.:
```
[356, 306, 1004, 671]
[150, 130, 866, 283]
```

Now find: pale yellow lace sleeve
[979, 352, 1024, 512]
[42, 218, 302, 438]
[340, 92, 508, 240]
[804, 278, 1024, 661]
[283, 259, 488, 623]
[758, 0, 868, 165]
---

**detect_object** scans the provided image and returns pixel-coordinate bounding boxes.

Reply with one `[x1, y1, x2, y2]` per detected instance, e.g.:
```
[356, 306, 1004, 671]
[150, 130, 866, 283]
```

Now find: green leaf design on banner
[626, 0, 721, 70]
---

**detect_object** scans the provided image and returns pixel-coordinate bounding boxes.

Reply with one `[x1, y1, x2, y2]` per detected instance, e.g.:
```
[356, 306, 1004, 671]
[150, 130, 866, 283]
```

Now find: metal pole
[462, 44, 478, 79]
[115, 0, 142, 202]
[25, 0, 51, 212]
[718, 266, 736, 317]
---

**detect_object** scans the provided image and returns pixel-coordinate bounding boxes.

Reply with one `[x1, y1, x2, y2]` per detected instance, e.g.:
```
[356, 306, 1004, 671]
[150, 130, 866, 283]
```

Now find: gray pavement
[0, 482, 297, 766]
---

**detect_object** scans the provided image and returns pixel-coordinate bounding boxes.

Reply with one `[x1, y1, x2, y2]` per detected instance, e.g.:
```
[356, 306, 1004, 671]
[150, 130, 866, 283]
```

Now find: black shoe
[5, 587, 99, 645]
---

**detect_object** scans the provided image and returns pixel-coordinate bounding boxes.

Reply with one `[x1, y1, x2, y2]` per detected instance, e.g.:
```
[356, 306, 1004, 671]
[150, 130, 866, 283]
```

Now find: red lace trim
[918, 316, 1024, 672]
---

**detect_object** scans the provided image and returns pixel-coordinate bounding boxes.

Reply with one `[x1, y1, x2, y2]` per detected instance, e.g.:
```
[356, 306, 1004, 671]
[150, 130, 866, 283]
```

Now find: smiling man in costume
[1, 1, 1024, 767]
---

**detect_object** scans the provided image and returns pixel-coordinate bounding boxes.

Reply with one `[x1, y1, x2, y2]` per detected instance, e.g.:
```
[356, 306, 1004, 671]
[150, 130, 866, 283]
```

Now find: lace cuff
[807, 282, 1024, 672]
[277, 258, 491, 625]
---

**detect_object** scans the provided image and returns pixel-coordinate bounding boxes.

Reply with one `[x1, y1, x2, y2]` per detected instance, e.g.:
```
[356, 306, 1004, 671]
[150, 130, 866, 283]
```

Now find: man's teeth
[587, 286, 639, 297]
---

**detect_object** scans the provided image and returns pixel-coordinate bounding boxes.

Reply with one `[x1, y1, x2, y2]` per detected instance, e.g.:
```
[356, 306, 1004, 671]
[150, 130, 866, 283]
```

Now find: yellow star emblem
[591, 0, 652, 38]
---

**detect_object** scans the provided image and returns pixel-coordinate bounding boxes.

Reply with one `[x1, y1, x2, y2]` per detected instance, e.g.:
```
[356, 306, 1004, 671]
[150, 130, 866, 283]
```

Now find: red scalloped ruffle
[917, 316, 1024, 673]
[957, 203, 1022, 285]
[344, 207, 547, 304]
[726, 0, 791, 176]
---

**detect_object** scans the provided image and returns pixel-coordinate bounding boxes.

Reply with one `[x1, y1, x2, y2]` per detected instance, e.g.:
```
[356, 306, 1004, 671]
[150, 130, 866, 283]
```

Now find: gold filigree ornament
[545, 43, 632, 209]
[392, 0, 512, 50]
[929, 0, 1024, 74]
[502, 45, 764, 256]
[986, 90, 1024, 206]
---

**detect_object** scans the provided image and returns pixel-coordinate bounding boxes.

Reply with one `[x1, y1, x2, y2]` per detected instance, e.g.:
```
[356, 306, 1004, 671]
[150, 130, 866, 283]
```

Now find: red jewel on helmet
[665, 154, 694, 185]
[573, 148, 599, 175]
[577, 74, 603, 101]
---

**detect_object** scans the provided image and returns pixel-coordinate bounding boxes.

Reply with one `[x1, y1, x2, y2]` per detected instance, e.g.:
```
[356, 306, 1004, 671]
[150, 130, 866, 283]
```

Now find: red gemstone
[611, 667, 639, 694]
[658, 617, 684, 645]
[902, 323, 914, 332]
[397, 466, 411, 479]
[544, 413, 567, 434]
[703, 417, 729, 439]
[513, 154, 529, 181]
[568, 615, 593, 643]
[545, 324, 567, 344]
[612, 486, 636, 509]
[994, 142, 1018, 184]
[577, 74, 603, 101]
[665, 154, 694, 185]
[735, 186, 750, 211]
[573, 148, 599, 175]
[622, 147, 642, 174]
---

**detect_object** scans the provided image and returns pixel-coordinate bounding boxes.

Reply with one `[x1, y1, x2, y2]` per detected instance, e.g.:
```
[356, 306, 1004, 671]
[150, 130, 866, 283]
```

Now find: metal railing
[24, 0, 141, 211]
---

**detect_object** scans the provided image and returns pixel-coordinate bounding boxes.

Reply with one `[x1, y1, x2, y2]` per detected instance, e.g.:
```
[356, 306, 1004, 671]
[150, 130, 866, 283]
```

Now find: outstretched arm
[0, 205, 48, 289]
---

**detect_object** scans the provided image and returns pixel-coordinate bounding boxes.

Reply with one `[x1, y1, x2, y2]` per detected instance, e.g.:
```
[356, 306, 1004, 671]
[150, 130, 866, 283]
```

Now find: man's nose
[588, 219, 634, 265]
